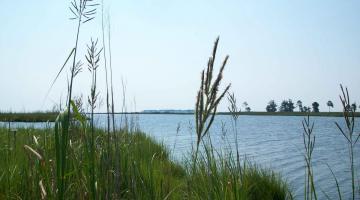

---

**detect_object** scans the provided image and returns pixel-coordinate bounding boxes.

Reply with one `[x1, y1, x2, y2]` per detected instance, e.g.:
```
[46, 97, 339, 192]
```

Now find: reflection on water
[2, 114, 359, 199]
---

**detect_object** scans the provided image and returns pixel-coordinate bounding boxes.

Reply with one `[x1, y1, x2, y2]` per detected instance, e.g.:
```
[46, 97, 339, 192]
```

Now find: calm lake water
[3, 114, 360, 199]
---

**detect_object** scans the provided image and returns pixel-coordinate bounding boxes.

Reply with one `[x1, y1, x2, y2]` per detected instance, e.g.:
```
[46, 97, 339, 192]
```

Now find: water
[2, 114, 360, 199]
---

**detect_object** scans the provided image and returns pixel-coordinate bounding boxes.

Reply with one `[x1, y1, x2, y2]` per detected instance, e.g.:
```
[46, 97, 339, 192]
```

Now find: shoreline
[0, 111, 359, 122]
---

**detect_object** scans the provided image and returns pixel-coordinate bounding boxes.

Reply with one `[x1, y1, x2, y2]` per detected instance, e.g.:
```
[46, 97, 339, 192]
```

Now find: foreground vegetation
[0, 126, 291, 199]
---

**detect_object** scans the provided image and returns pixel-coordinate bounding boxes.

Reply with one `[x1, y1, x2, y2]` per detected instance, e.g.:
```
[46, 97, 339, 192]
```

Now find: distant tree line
[265, 99, 358, 113]
[226, 99, 358, 113]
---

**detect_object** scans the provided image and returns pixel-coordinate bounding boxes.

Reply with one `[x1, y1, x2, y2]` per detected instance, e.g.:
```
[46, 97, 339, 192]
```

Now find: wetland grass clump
[185, 142, 292, 200]
[0, 125, 292, 199]
[187, 37, 292, 199]
[0, 127, 186, 199]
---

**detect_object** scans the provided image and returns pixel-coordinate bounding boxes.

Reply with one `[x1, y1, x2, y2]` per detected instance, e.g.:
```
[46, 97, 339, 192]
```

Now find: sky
[0, 0, 359, 112]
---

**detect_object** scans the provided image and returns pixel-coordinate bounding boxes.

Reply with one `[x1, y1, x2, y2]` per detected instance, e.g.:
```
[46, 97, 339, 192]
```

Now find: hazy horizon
[1, 0, 359, 112]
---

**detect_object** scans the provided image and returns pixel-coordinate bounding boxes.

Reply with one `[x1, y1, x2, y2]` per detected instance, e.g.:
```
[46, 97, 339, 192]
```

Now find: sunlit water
[2, 114, 360, 199]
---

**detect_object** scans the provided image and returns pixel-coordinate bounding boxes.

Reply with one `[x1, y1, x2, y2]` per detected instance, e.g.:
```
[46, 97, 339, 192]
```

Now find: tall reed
[54, 1, 98, 199]
[335, 84, 359, 200]
[189, 37, 291, 199]
[107, 15, 122, 196]
[86, 38, 102, 199]
[100, 1, 112, 197]
[194, 36, 231, 164]
[302, 115, 317, 200]
[227, 91, 242, 176]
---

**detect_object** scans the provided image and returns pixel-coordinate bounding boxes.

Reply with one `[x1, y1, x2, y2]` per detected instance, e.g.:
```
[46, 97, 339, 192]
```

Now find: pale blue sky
[0, 0, 359, 112]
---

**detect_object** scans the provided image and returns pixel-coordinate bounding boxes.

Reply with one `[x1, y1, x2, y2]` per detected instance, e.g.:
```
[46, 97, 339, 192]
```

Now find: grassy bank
[0, 112, 58, 122]
[0, 126, 291, 199]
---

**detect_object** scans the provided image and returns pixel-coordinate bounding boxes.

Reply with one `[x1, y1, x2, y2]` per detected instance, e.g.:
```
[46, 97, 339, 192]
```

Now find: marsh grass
[0, 112, 58, 122]
[0, 127, 186, 199]
[44, 0, 101, 199]
[0, 124, 292, 199]
[188, 37, 291, 200]
[184, 140, 292, 200]
[301, 115, 317, 200]
[86, 38, 102, 199]
[227, 92, 242, 176]
[334, 85, 360, 200]
[194, 36, 231, 165]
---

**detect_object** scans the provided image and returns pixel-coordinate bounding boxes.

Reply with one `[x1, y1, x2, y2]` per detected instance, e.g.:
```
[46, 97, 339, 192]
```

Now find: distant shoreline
[0, 111, 359, 122]
[94, 111, 357, 117]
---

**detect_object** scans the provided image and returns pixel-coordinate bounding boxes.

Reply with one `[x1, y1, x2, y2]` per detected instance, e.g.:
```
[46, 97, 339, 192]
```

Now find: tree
[327, 100, 334, 112]
[312, 102, 319, 112]
[242, 101, 248, 109]
[266, 100, 277, 112]
[279, 99, 295, 112]
[243, 101, 251, 112]
[297, 100, 303, 112]
[351, 103, 357, 112]
[303, 106, 311, 112]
